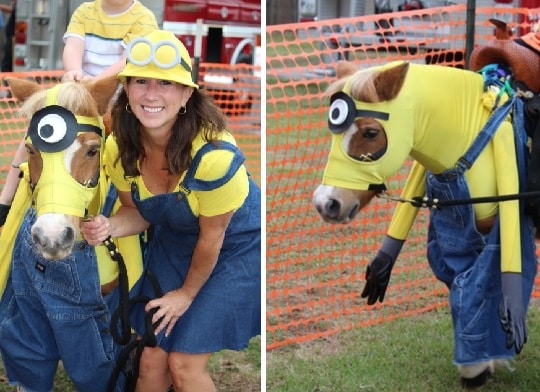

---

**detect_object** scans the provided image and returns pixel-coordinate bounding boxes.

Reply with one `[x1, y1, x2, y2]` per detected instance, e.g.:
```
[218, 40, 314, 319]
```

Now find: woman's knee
[168, 352, 211, 380]
[139, 346, 169, 376]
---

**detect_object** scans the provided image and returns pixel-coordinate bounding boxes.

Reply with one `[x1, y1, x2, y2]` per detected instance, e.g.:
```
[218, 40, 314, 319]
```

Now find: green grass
[267, 305, 540, 391]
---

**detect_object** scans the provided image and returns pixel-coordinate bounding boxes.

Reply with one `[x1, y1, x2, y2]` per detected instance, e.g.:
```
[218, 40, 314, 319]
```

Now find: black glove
[361, 236, 404, 305]
[0, 203, 10, 227]
[499, 273, 527, 354]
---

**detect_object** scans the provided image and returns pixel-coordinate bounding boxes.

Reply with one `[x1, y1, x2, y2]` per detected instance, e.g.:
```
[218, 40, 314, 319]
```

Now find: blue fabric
[426, 99, 537, 365]
[130, 141, 261, 353]
[0, 209, 124, 392]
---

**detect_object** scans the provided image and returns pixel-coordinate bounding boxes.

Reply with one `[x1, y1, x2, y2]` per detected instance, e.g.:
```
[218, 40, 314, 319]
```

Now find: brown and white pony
[6, 76, 118, 259]
[312, 60, 537, 387]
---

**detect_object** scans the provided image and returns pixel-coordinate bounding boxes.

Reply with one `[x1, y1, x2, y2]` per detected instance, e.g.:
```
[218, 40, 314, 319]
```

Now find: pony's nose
[32, 226, 75, 257]
[323, 198, 342, 219]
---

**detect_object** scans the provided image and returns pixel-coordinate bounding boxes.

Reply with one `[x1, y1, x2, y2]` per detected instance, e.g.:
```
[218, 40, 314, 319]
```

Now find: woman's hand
[146, 289, 194, 337]
[80, 214, 112, 246]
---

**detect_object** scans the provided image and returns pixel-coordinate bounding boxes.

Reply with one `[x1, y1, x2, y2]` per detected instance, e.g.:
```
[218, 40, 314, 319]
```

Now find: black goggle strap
[328, 91, 389, 134]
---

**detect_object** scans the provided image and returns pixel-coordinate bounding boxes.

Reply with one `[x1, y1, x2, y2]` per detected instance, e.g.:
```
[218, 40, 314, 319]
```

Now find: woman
[81, 29, 261, 391]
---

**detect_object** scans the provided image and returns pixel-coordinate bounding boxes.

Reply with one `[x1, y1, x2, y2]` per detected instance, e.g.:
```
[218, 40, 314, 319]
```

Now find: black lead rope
[103, 236, 164, 392]
[378, 190, 540, 209]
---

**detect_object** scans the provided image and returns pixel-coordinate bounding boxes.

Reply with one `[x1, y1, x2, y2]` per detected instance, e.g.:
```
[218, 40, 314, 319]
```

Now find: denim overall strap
[182, 141, 245, 191]
[456, 96, 515, 173]
[512, 98, 527, 191]
[101, 183, 118, 218]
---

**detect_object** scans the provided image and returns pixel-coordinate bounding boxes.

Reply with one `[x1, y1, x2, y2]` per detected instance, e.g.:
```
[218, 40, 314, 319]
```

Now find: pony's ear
[373, 62, 409, 101]
[86, 76, 119, 115]
[4, 77, 44, 102]
[336, 61, 358, 79]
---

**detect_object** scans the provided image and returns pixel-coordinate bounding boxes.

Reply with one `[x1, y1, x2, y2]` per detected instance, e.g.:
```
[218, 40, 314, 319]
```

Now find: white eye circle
[37, 113, 67, 144]
[329, 98, 349, 126]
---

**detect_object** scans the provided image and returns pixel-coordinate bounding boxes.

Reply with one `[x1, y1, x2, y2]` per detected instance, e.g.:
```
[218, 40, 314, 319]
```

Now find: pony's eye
[329, 98, 350, 128]
[86, 148, 99, 158]
[364, 129, 379, 140]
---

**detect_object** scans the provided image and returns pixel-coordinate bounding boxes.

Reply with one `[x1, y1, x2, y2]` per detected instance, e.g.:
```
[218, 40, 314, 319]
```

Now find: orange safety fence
[266, 5, 540, 350]
[0, 65, 261, 193]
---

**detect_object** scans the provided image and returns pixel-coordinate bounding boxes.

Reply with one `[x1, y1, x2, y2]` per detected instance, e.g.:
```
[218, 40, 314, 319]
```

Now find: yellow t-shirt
[105, 132, 249, 217]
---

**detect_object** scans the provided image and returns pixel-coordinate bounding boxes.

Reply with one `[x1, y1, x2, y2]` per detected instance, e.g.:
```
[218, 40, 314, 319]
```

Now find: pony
[312, 60, 537, 388]
[0, 77, 142, 392]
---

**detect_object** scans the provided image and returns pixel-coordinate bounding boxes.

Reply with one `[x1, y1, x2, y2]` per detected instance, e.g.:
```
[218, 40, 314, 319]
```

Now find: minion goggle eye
[328, 92, 390, 134]
[27, 105, 100, 152]
[126, 37, 192, 72]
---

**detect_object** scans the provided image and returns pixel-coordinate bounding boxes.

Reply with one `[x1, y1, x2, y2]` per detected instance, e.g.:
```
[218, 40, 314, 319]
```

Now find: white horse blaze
[29, 139, 82, 260]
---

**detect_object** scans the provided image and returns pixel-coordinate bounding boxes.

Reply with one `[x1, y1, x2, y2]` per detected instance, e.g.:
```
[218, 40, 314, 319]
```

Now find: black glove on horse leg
[361, 235, 405, 305]
[499, 272, 527, 354]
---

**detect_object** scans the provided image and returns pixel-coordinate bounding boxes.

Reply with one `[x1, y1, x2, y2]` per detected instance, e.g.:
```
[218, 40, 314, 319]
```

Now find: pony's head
[6, 76, 118, 259]
[313, 61, 411, 224]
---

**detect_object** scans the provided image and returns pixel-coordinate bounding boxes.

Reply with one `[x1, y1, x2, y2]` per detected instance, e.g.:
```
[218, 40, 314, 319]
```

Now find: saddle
[470, 19, 540, 93]
[470, 19, 540, 230]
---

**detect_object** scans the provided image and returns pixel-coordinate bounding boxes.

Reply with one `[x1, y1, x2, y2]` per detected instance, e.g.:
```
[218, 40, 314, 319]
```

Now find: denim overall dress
[426, 98, 537, 366]
[0, 208, 123, 392]
[130, 141, 261, 353]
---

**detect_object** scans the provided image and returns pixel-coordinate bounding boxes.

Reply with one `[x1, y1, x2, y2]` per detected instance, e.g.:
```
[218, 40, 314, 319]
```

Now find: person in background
[0, 0, 157, 226]
[0, 0, 14, 72]
[80, 29, 261, 391]
[62, 0, 157, 82]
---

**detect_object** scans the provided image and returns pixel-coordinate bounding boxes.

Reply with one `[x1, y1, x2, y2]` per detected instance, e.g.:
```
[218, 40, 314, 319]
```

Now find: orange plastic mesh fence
[0, 65, 261, 193]
[267, 6, 540, 350]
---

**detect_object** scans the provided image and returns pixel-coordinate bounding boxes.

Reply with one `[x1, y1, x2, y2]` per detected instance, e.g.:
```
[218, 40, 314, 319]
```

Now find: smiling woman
[80, 29, 262, 391]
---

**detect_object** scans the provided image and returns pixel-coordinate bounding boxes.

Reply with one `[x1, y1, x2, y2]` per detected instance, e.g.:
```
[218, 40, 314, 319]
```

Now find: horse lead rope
[377, 189, 540, 209]
[93, 184, 164, 392]
[103, 234, 164, 392]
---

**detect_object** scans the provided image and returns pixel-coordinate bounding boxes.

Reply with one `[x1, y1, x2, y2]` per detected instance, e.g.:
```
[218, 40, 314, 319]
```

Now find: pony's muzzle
[313, 185, 360, 224]
[31, 213, 79, 260]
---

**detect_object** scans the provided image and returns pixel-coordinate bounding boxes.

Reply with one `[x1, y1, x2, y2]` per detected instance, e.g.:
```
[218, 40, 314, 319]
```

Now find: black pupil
[331, 107, 341, 122]
[40, 124, 54, 139]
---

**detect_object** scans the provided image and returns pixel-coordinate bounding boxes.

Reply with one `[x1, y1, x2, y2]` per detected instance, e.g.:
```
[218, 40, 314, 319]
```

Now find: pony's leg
[425, 174, 499, 387]
[49, 245, 121, 392]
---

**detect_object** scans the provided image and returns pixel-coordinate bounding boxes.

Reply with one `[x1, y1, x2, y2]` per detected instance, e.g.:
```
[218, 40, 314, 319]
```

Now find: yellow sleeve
[122, 3, 159, 45]
[387, 161, 426, 240]
[195, 149, 249, 217]
[0, 164, 33, 296]
[64, 4, 86, 39]
[493, 122, 522, 273]
[102, 137, 144, 290]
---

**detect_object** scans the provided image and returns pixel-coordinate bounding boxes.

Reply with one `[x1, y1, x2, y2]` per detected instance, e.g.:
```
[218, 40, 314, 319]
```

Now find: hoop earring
[179, 106, 186, 115]
[126, 103, 133, 113]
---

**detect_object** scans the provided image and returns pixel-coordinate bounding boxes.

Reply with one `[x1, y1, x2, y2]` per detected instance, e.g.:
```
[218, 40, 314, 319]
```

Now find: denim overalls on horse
[426, 95, 537, 366]
[0, 207, 123, 392]
[130, 141, 261, 353]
